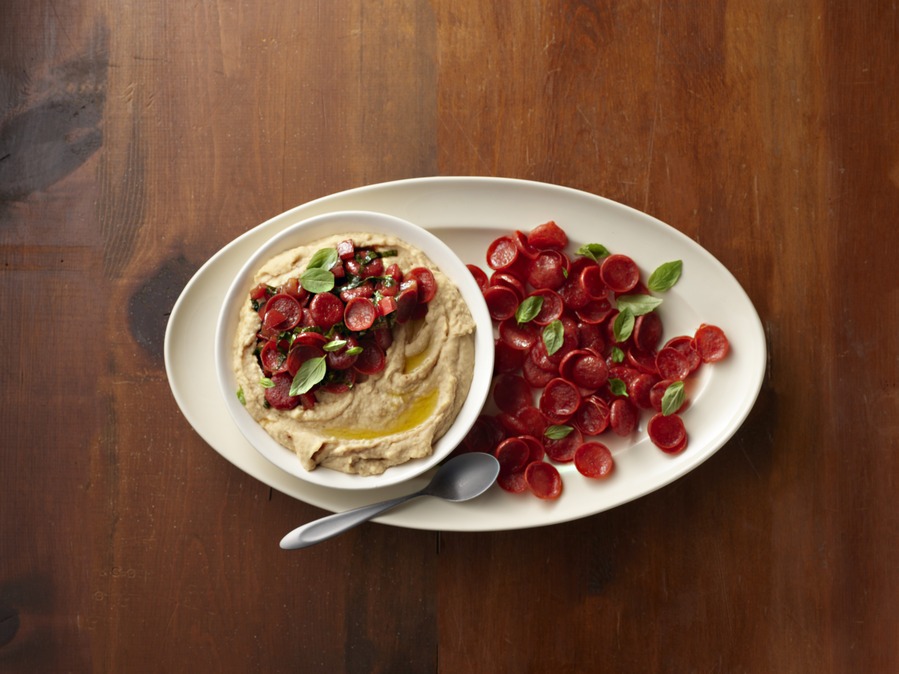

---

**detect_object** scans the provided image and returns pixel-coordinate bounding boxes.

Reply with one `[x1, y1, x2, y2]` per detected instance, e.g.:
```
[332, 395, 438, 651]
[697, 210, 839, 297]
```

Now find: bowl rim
[214, 209, 494, 490]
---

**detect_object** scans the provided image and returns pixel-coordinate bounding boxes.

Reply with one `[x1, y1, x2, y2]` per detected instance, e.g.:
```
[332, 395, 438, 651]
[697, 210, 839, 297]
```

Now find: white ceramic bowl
[214, 210, 494, 490]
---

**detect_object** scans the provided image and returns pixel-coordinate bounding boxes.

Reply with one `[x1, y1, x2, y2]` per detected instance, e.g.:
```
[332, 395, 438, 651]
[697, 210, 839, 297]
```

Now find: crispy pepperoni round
[467, 264, 489, 292]
[494, 437, 531, 475]
[483, 285, 519, 321]
[574, 442, 615, 479]
[494, 338, 527, 374]
[560, 349, 609, 390]
[656, 346, 691, 381]
[353, 342, 386, 375]
[575, 297, 613, 325]
[343, 297, 377, 331]
[609, 398, 638, 436]
[499, 318, 539, 351]
[522, 352, 556, 388]
[600, 254, 640, 293]
[493, 374, 533, 414]
[264, 371, 301, 410]
[664, 335, 702, 372]
[259, 340, 288, 375]
[490, 271, 526, 300]
[525, 461, 563, 499]
[627, 372, 657, 410]
[579, 264, 607, 299]
[633, 311, 663, 353]
[512, 230, 539, 259]
[527, 220, 568, 249]
[694, 324, 730, 363]
[543, 426, 583, 463]
[527, 250, 568, 290]
[626, 348, 659, 376]
[264, 293, 302, 330]
[309, 292, 344, 329]
[486, 236, 520, 270]
[647, 412, 687, 451]
[407, 267, 438, 303]
[519, 434, 545, 463]
[529, 289, 564, 326]
[462, 415, 505, 454]
[539, 378, 582, 423]
[497, 469, 529, 493]
[572, 395, 611, 435]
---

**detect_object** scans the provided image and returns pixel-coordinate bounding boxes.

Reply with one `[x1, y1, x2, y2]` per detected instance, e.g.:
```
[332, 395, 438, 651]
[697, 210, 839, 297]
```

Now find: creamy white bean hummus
[233, 232, 476, 476]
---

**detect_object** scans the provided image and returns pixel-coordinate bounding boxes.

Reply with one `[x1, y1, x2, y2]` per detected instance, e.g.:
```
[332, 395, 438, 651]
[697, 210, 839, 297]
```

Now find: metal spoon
[279, 452, 500, 550]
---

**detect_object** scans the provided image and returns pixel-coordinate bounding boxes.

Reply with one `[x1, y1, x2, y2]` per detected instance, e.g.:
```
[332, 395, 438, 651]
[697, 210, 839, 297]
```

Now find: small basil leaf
[259, 377, 275, 389]
[616, 294, 663, 317]
[612, 308, 635, 342]
[236, 387, 246, 405]
[577, 243, 612, 261]
[345, 346, 364, 356]
[609, 378, 628, 397]
[323, 339, 348, 352]
[661, 380, 686, 416]
[648, 260, 683, 292]
[289, 356, 327, 396]
[515, 295, 544, 324]
[610, 346, 625, 363]
[307, 248, 339, 270]
[542, 319, 564, 356]
[544, 424, 574, 440]
[300, 267, 335, 294]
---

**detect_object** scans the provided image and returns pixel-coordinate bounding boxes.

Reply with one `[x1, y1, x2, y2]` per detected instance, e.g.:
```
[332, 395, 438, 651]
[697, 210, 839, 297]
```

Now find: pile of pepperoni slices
[460, 221, 729, 500]
[247, 240, 437, 411]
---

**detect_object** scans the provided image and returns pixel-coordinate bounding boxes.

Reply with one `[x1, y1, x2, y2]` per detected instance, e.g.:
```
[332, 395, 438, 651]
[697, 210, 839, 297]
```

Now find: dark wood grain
[2, 0, 896, 672]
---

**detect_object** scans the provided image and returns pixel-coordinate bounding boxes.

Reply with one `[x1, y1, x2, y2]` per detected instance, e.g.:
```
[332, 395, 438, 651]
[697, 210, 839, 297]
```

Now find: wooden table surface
[2, 1, 897, 672]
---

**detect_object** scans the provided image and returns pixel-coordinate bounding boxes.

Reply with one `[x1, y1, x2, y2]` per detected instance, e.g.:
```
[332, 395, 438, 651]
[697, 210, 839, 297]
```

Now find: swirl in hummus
[232, 232, 476, 476]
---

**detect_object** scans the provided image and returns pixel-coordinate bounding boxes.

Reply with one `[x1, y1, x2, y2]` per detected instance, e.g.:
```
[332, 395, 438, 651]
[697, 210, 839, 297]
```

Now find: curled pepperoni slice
[499, 318, 539, 351]
[579, 264, 607, 300]
[467, 264, 488, 292]
[574, 442, 615, 479]
[656, 346, 691, 381]
[627, 372, 657, 409]
[490, 271, 526, 300]
[483, 285, 519, 321]
[626, 348, 659, 376]
[647, 412, 687, 451]
[539, 378, 582, 423]
[259, 340, 288, 375]
[527, 220, 568, 250]
[493, 374, 533, 414]
[527, 250, 568, 290]
[264, 293, 302, 330]
[693, 324, 730, 363]
[264, 371, 301, 410]
[633, 311, 663, 353]
[560, 349, 609, 390]
[407, 267, 438, 303]
[494, 338, 527, 374]
[486, 236, 520, 270]
[519, 434, 545, 463]
[462, 415, 505, 454]
[497, 405, 547, 438]
[664, 335, 701, 372]
[577, 320, 606, 353]
[344, 297, 377, 331]
[395, 286, 420, 324]
[544, 426, 583, 463]
[353, 342, 386, 375]
[530, 289, 564, 326]
[512, 230, 539, 260]
[340, 284, 375, 303]
[522, 352, 556, 388]
[494, 437, 530, 476]
[286, 343, 325, 377]
[575, 297, 613, 325]
[326, 336, 360, 371]
[609, 398, 637, 436]
[361, 257, 384, 278]
[572, 395, 610, 435]
[525, 461, 563, 499]
[558, 276, 590, 310]
[497, 469, 529, 493]
[309, 292, 344, 329]
[600, 254, 640, 293]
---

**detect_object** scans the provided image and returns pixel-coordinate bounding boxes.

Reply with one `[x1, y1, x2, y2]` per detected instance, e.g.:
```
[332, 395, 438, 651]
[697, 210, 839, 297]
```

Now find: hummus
[233, 232, 476, 476]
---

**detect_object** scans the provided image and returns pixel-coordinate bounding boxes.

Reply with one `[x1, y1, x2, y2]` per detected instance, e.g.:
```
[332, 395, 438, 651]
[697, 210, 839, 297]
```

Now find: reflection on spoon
[279, 452, 500, 550]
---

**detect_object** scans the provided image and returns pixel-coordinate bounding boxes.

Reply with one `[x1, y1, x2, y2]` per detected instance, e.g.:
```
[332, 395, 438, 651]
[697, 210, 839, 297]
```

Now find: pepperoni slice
[558, 276, 590, 310]
[575, 297, 613, 325]
[522, 352, 556, 388]
[286, 343, 325, 377]
[543, 426, 583, 463]
[308, 292, 344, 329]
[539, 378, 582, 423]
[490, 271, 526, 300]
[527, 250, 568, 290]
[498, 405, 548, 438]
[497, 469, 529, 493]
[462, 415, 505, 454]
[264, 371, 301, 410]
[259, 340, 288, 375]
[494, 437, 530, 476]
[361, 257, 384, 278]
[530, 289, 564, 325]
[326, 337, 361, 371]
[609, 398, 637, 436]
[353, 342, 386, 375]
[693, 324, 730, 363]
[493, 374, 533, 414]
[527, 220, 568, 249]
[559, 349, 609, 390]
[626, 348, 659, 376]
[664, 335, 701, 372]
[627, 373, 657, 410]
[647, 412, 687, 451]
[633, 311, 663, 353]
[499, 318, 540, 351]
[574, 442, 615, 479]
[343, 297, 377, 331]
[483, 285, 519, 321]
[600, 254, 640, 293]
[512, 230, 539, 260]
[264, 293, 303, 330]
[494, 338, 527, 374]
[339, 284, 375, 303]
[577, 321, 606, 353]
[578, 264, 607, 300]
[572, 395, 610, 435]
[524, 461, 563, 499]
[395, 286, 420, 324]
[467, 264, 489, 292]
[486, 236, 520, 270]
[656, 346, 691, 381]
[407, 267, 438, 303]
[519, 434, 545, 463]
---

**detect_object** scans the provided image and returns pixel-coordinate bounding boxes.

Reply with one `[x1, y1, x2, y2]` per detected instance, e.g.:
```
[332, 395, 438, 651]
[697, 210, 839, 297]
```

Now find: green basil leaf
[616, 294, 663, 317]
[648, 260, 683, 292]
[259, 377, 275, 389]
[345, 345, 364, 356]
[289, 356, 327, 396]
[307, 248, 339, 270]
[542, 319, 564, 356]
[577, 243, 612, 261]
[300, 267, 335, 294]
[612, 308, 635, 342]
[515, 295, 544, 324]
[323, 339, 348, 352]
[544, 424, 574, 440]
[236, 387, 246, 405]
[609, 378, 628, 397]
[661, 380, 685, 416]
[610, 346, 625, 363]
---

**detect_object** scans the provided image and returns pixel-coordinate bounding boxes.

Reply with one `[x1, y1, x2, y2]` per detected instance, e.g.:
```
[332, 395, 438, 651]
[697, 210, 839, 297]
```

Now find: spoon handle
[279, 492, 422, 550]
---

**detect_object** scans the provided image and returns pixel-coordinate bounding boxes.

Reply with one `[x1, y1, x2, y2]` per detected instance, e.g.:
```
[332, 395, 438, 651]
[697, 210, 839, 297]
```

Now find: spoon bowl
[279, 452, 500, 550]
